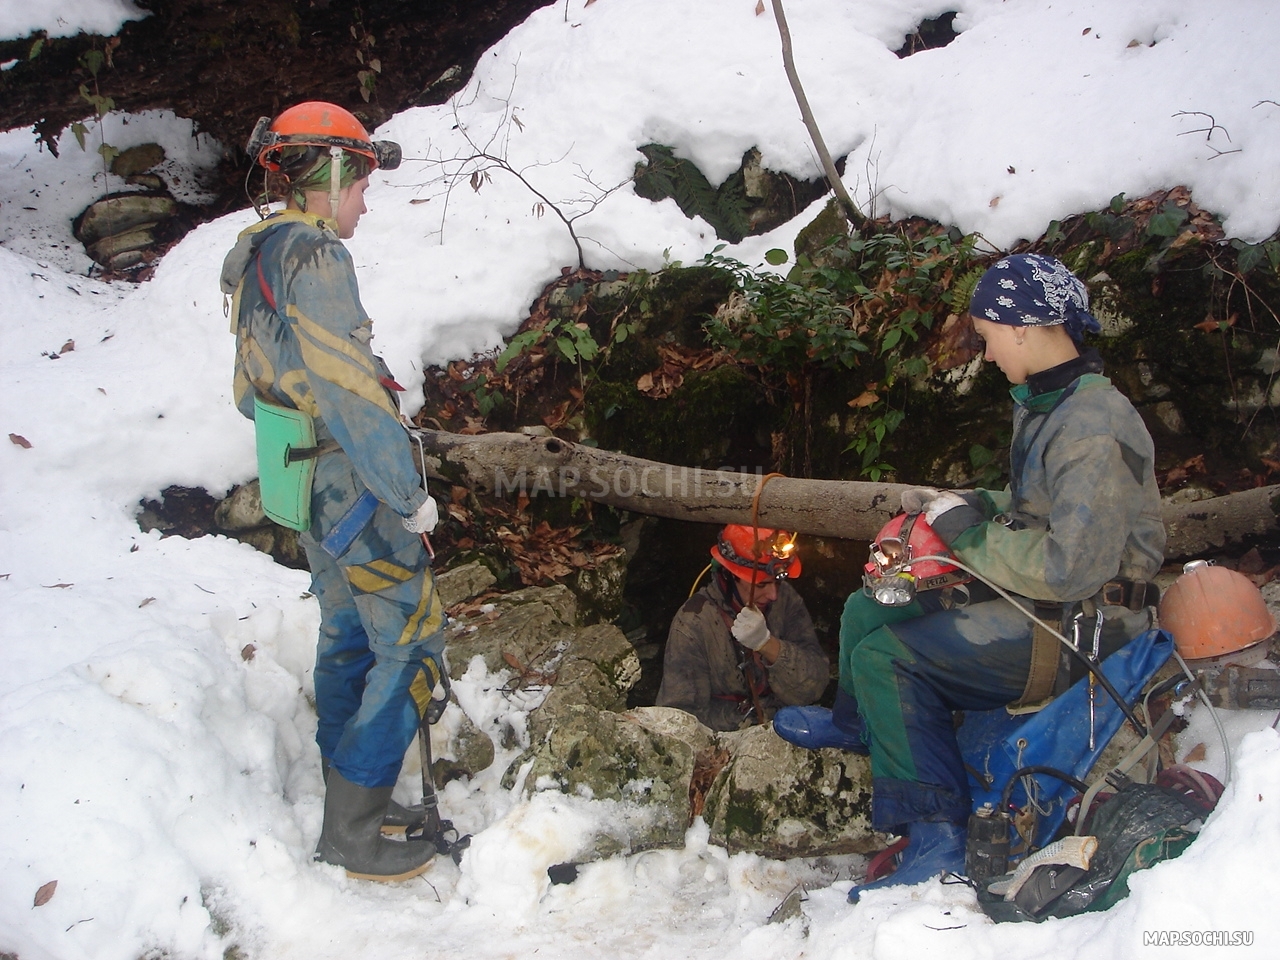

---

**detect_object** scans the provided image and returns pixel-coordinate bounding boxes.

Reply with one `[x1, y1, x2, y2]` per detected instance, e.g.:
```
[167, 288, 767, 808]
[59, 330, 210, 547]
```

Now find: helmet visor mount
[715, 528, 799, 582]
[246, 119, 402, 173]
[862, 512, 972, 606]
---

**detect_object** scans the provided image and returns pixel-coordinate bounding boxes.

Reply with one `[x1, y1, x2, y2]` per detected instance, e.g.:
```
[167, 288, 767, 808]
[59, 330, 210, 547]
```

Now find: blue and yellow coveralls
[221, 210, 446, 789]
[840, 351, 1165, 833]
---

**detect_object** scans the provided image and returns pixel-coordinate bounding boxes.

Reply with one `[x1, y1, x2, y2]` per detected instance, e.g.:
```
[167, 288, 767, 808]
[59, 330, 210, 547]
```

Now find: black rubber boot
[315, 769, 437, 881]
[322, 759, 424, 836]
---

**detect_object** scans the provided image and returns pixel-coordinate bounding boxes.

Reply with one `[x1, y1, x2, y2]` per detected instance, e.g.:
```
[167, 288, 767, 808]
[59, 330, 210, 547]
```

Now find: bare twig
[770, 0, 865, 229]
[1173, 110, 1232, 143]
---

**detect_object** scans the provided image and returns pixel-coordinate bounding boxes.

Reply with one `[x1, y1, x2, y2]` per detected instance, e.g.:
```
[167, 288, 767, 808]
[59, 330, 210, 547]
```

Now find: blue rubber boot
[848, 820, 966, 903]
[772, 688, 869, 753]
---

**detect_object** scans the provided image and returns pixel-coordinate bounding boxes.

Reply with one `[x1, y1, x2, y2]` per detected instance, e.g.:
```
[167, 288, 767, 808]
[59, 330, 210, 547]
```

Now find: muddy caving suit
[657, 574, 829, 732]
[840, 351, 1165, 834]
[221, 210, 446, 790]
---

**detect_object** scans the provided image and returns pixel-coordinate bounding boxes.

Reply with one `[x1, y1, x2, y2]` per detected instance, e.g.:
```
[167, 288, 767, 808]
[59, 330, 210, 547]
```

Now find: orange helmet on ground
[712, 525, 801, 583]
[863, 511, 972, 606]
[1158, 561, 1276, 665]
[246, 101, 401, 173]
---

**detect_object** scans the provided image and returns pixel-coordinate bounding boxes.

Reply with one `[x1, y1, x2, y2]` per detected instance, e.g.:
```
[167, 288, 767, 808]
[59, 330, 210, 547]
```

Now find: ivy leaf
[1146, 204, 1188, 238]
[71, 121, 88, 152]
[1236, 242, 1265, 275]
[28, 38, 44, 59]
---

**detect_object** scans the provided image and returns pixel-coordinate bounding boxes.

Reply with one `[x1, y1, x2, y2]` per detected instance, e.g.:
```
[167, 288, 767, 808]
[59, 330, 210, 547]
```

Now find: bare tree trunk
[770, 0, 866, 229]
[410, 429, 1279, 560]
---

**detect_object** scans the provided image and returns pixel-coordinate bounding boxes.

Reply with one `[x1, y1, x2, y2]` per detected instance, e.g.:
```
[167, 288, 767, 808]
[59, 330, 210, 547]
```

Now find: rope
[747, 472, 785, 610]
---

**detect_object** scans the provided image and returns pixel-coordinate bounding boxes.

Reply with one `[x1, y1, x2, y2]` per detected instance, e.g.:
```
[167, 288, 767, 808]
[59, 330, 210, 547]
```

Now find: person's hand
[900, 487, 940, 515]
[922, 490, 969, 524]
[731, 606, 771, 651]
[402, 494, 439, 534]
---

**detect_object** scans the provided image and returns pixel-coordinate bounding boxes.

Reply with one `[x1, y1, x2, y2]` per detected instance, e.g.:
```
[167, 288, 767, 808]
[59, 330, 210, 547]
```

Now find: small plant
[701, 227, 980, 479]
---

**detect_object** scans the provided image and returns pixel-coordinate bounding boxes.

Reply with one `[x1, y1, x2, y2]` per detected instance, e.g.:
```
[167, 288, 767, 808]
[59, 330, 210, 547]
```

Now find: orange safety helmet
[712, 525, 801, 583]
[246, 101, 401, 173]
[1158, 561, 1276, 665]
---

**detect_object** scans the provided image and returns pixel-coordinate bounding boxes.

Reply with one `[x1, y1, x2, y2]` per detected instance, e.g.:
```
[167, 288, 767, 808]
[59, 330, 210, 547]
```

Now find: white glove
[923, 490, 969, 525]
[402, 493, 439, 534]
[900, 487, 940, 514]
[731, 606, 771, 651]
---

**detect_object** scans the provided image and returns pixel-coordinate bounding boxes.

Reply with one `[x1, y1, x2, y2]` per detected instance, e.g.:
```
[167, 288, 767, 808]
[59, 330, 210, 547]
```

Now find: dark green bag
[979, 782, 1205, 922]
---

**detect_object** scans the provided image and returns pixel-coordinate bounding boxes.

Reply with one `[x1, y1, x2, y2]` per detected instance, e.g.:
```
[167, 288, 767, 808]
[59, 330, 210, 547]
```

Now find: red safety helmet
[246, 101, 401, 173]
[863, 512, 971, 606]
[712, 525, 801, 584]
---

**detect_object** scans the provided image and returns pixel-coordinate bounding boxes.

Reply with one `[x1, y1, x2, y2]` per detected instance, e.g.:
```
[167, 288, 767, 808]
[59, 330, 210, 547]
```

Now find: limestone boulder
[443, 583, 579, 679]
[703, 723, 885, 858]
[435, 560, 498, 608]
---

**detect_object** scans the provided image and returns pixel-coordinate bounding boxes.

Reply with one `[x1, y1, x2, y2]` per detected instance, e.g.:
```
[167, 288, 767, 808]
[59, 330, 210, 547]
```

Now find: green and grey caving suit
[840, 351, 1165, 832]
[221, 210, 445, 789]
[658, 572, 830, 732]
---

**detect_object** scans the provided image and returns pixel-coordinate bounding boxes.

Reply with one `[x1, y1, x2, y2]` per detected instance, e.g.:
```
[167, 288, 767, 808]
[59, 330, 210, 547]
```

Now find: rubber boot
[848, 820, 966, 903]
[322, 758, 424, 836]
[315, 769, 437, 881]
[772, 688, 869, 753]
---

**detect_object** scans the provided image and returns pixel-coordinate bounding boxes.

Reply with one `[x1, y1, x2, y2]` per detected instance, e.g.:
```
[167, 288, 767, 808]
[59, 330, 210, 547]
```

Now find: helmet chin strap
[327, 145, 343, 226]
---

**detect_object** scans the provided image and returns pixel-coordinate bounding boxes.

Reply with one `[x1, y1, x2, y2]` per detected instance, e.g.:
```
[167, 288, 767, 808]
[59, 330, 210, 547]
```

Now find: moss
[585, 365, 772, 466]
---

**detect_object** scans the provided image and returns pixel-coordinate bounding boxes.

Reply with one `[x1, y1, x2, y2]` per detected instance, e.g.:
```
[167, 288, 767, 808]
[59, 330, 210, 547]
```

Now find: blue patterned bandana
[970, 254, 1101, 342]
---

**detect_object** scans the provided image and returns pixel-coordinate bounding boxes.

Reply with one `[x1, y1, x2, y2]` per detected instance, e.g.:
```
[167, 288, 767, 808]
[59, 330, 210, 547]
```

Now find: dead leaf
[1007, 166, 1016, 174]
[34, 880, 57, 907]
[409, 197, 431, 205]
[1082, 27, 1091, 36]
[636, 372, 654, 392]
[848, 389, 879, 408]
[240, 644, 256, 662]
[9, 433, 32, 449]
[755, 0, 765, 14]
[989, 195, 1001, 208]
[586, 0, 599, 6]
[43, 583, 73, 589]
[60, 339, 75, 354]
[1184, 743, 1207, 763]
[502, 651, 525, 672]
[138, 597, 155, 608]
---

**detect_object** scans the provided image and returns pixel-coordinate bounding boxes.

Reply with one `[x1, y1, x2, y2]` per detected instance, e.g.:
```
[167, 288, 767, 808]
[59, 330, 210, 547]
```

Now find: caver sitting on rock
[656, 525, 829, 732]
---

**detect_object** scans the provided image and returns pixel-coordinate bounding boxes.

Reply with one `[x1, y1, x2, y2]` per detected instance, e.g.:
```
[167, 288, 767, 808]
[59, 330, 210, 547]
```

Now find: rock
[110, 143, 166, 178]
[528, 623, 641, 738]
[703, 723, 884, 858]
[569, 548, 628, 623]
[436, 580, 889, 862]
[87, 225, 158, 265]
[443, 583, 579, 678]
[431, 702, 496, 782]
[435, 559, 498, 607]
[514, 703, 695, 856]
[214, 480, 267, 531]
[76, 194, 177, 245]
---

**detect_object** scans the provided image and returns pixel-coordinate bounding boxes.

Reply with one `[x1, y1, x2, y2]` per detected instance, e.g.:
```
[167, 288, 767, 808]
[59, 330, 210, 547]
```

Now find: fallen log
[409, 428, 1280, 560]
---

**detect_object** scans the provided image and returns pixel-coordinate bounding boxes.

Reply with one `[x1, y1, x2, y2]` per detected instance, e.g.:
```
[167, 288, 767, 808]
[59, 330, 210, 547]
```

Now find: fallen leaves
[636, 344, 728, 399]
[9, 433, 32, 448]
[34, 880, 57, 907]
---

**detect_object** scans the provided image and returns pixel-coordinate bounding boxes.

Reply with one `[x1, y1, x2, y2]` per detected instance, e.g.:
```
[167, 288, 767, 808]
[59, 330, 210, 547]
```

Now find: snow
[2, 1, 1279, 958]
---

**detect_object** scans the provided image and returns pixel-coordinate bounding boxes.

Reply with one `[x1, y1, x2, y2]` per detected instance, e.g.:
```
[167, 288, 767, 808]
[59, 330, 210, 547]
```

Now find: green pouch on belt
[253, 395, 317, 532]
